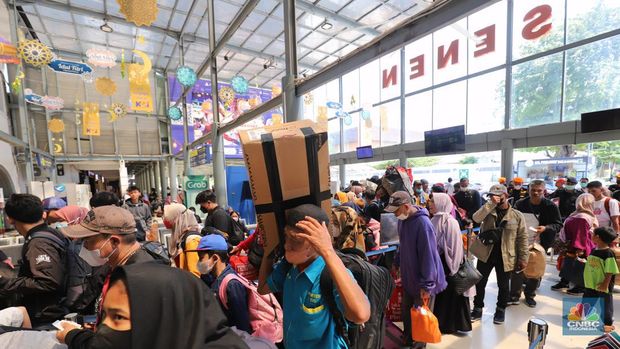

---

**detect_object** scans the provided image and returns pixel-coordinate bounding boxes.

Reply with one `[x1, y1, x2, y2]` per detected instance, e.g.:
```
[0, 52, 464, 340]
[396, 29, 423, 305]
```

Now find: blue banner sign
[48, 59, 93, 75]
[326, 101, 342, 109]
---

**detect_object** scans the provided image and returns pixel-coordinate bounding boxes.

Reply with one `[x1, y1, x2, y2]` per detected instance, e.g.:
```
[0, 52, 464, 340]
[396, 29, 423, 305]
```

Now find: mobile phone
[529, 227, 537, 232]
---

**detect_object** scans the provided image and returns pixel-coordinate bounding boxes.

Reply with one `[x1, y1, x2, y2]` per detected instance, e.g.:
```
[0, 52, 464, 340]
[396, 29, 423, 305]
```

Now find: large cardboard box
[239, 119, 331, 259]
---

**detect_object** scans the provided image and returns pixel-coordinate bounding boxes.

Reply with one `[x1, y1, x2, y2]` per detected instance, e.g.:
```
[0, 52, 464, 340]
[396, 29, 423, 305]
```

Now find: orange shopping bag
[410, 298, 441, 344]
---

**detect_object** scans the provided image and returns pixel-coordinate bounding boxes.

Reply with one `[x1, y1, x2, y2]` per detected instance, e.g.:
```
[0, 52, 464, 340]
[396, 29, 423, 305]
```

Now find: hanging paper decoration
[231, 75, 248, 94]
[47, 119, 65, 133]
[52, 137, 63, 154]
[167, 106, 182, 121]
[11, 68, 24, 94]
[108, 103, 128, 122]
[176, 65, 197, 88]
[219, 86, 235, 106]
[86, 48, 117, 68]
[82, 102, 100, 136]
[271, 113, 283, 125]
[120, 49, 126, 79]
[128, 49, 153, 112]
[361, 110, 371, 121]
[24, 88, 43, 105]
[136, 35, 145, 45]
[117, 0, 159, 27]
[326, 101, 342, 109]
[17, 40, 54, 67]
[317, 105, 328, 123]
[48, 59, 93, 80]
[344, 114, 353, 126]
[41, 96, 64, 110]
[304, 93, 314, 105]
[271, 85, 282, 97]
[95, 77, 117, 96]
[350, 95, 356, 107]
[248, 96, 261, 108]
[0, 37, 19, 64]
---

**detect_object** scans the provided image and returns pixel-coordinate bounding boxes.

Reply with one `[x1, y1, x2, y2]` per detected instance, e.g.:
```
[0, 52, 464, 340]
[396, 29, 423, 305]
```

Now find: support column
[399, 151, 408, 168]
[501, 138, 514, 180]
[339, 163, 346, 191]
[169, 157, 178, 203]
[149, 163, 156, 191]
[208, 0, 228, 208]
[179, 38, 191, 177]
[154, 161, 161, 192]
[282, 0, 302, 122]
[159, 161, 168, 200]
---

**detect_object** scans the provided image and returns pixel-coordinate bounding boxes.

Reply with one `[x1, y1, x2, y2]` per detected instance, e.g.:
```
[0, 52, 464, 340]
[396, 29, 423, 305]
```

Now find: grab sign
[186, 180, 208, 190]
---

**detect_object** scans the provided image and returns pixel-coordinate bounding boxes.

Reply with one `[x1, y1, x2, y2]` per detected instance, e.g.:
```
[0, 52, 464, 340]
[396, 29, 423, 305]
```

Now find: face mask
[461, 186, 468, 191]
[514, 185, 522, 190]
[79, 238, 115, 267]
[232, 217, 239, 222]
[93, 324, 132, 349]
[397, 213, 409, 221]
[415, 188, 423, 194]
[200, 206, 208, 214]
[197, 259, 214, 275]
[566, 185, 576, 190]
[580, 183, 587, 188]
[53, 222, 68, 229]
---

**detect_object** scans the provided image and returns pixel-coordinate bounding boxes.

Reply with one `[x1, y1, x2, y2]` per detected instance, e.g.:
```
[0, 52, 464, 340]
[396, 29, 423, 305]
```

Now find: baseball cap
[498, 177, 506, 184]
[566, 177, 578, 185]
[42, 197, 67, 211]
[190, 234, 228, 252]
[384, 191, 412, 213]
[513, 177, 524, 184]
[487, 184, 508, 196]
[61, 206, 136, 239]
[556, 178, 567, 184]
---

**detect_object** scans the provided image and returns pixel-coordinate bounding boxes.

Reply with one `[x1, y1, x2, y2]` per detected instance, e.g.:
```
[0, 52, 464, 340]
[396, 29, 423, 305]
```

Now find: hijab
[570, 193, 598, 228]
[55, 205, 89, 225]
[165, 203, 201, 258]
[346, 191, 357, 203]
[430, 193, 463, 276]
[110, 263, 247, 349]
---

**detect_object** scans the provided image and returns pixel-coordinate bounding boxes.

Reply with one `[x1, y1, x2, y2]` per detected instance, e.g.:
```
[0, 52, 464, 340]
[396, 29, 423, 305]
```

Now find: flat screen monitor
[356, 145, 373, 159]
[424, 125, 466, 155]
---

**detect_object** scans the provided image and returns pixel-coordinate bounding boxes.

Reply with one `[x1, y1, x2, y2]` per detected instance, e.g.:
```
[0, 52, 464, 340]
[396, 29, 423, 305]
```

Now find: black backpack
[140, 241, 171, 264]
[28, 230, 91, 310]
[320, 250, 395, 349]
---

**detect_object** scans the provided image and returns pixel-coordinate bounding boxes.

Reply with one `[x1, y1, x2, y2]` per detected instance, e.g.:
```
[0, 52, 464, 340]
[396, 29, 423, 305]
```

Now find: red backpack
[219, 273, 283, 343]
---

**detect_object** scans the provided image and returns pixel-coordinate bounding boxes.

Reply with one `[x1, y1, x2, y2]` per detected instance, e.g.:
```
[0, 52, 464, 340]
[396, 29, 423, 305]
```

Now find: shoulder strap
[605, 197, 611, 216]
[319, 268, 350, 347]
[29, 230, 67, 249]
[219, 273, 242, 309]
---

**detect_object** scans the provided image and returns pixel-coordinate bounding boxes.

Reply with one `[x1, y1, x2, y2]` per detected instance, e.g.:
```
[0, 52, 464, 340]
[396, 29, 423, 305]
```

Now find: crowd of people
[0, 172, 616, 348]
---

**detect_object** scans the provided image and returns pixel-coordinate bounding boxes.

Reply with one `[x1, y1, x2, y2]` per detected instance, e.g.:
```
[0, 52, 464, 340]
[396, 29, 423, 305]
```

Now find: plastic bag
[410, 298, 441, 344]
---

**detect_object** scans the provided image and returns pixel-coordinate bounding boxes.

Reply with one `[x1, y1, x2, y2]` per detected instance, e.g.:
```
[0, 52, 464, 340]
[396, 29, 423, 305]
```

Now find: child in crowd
[583, 226, 619, 333]
[258, 204, 370, 349]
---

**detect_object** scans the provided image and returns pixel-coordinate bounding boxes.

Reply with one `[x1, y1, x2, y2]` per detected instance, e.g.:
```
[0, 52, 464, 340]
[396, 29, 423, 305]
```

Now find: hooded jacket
[66, 263, 248, 349]
[395, 208, 447, 296]
[122, 199, 152, 241]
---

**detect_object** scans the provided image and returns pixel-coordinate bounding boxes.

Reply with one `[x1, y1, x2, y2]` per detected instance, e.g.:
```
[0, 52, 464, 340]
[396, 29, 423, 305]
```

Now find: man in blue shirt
[193, 234, 252, 334]
[258, 204, 370, 349]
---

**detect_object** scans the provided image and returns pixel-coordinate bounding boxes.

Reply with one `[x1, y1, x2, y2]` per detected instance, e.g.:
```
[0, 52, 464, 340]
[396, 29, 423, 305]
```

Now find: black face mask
[92, 323, 132, 349]
[200, 206, 208, 214]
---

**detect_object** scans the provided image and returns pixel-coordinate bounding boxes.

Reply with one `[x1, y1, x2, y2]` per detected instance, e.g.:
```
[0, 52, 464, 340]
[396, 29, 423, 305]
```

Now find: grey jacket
[122, 199, 152, 236]
[472, 201, 529, 272]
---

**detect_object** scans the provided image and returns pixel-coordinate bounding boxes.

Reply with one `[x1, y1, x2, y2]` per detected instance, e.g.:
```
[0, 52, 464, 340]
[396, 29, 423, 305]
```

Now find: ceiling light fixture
[320, 19, 333, 30]
[100, 18, 113, 33]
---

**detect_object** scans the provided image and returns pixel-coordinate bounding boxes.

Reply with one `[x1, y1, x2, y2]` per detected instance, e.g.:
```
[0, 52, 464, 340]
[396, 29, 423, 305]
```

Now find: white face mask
[79, 238, 115, 267]
[197, 259, 215, 275]
[53, 222, 68, 229]
[566, 185, 576, 190]
[461, 186, 468, 191]
[397, 213, 409, 221]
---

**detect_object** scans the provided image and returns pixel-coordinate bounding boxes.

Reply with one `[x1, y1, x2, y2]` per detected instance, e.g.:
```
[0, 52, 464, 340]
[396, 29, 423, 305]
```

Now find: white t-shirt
[593, 197, 620, 228]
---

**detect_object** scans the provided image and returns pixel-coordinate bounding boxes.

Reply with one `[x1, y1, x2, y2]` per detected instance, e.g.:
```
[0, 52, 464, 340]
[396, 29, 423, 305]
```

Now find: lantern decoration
[17, 40, 54, 67]
[128, 50, 153, 112]
[108, 103, 128, 122]
[168, 106, 182, 121]
[176, 65, 197, 87]
[304, 93, 314, 105]
[11, 68, 24, 93]
[201, 100, 212, 112]
[48, 118, 65, 133]
[117, 0, 158, 27]
[120, 49, 126, 79]
[271, 84, 282, 97]
[41, 96, 64, 110]
[95, 77, 117, 96]
[86, 48, 117, 68]
[0, 37, 19, 64]
[82, 102, 101, 136]
[52, 138, 63, 154]
[231, 75, 248, 94]
[218, 86, 235, 106]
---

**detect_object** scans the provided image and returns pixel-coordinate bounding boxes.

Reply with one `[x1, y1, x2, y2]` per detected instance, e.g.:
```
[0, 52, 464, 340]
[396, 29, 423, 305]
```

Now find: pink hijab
[55, 206, 89, 225]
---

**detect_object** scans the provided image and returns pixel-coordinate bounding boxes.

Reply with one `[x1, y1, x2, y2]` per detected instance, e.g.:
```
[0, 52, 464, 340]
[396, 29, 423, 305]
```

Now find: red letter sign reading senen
[382, 65, 398, 88]
[474, 24, 496, 57]
[522, 5, 553, 40]
[437, 40, 459, 69]
[409, 55, 424, 79]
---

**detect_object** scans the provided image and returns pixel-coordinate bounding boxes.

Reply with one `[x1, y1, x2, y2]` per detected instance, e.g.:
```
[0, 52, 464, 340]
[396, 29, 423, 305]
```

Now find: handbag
[469, 234, 492, 262]
[448, 228, 483, 295]
[410, 297, 441, 344]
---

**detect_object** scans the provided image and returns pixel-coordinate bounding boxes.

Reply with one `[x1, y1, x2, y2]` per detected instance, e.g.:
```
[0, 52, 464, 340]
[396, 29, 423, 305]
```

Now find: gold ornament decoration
[219, 87, 235, 105]
[271, 85, 282, 97]
[47, 119, 65, 133]
[108, 103, 128, 122]
[95, 77, 117, 96]
[117, 0, 159, 27]
[17, 40, 54, 67]
[304, 93, 314, 105]
[11, 68, 24, 93]
[201, 100, 212, 112]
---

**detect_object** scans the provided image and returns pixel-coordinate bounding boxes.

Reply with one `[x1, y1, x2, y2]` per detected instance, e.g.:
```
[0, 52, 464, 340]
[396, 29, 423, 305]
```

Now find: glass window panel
[564, 35, 620, 121]
[345, 161, 391, 184]
[566, 0, 620, 43]
[328, 117, 341, 154]
[342, 70, 360, 112]
[360, 60, 380, 107]
[511, 53, 563, 128]
[467, 69, 506, 134]
[380, 50, 401, 101]
[405, 91, 432, 142]
[404, 34, 433, 93]
[379, 100, 401, 147]
[360, 107, 381, 148]
[342, 112, 360, 152]
[433, 81, 466, 129]
[512, 0, 565, 60]
[433, 18, 468, 84]
[467, 1, 507, 74]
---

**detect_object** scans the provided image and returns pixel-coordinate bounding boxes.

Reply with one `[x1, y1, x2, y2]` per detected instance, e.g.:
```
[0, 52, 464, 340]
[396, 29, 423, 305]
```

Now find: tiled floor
[417, 264, 620, 349]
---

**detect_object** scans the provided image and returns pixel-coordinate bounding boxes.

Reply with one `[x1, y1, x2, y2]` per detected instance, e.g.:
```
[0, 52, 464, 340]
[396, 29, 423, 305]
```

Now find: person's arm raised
[295, 217, 371, 324]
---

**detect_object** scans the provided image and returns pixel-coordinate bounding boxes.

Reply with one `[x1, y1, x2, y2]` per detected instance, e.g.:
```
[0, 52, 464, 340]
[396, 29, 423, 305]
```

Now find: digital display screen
[356, 145, 374, 159]
[424, 125, 466, 155]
